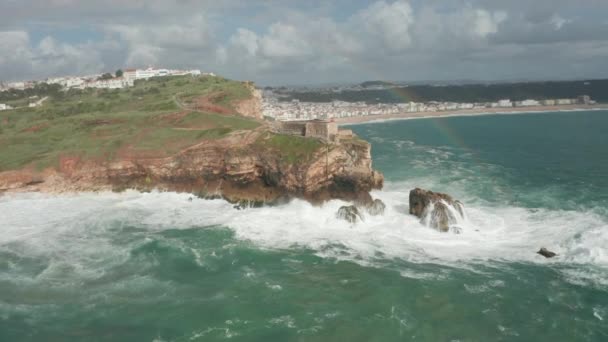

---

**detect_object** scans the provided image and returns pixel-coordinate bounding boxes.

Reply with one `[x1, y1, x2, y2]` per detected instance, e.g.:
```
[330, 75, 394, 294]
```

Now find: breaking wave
[1, 188, 606, 287]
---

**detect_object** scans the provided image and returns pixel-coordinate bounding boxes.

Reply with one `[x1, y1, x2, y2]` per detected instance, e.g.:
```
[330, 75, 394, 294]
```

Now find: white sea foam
[1, 189, 607, 285]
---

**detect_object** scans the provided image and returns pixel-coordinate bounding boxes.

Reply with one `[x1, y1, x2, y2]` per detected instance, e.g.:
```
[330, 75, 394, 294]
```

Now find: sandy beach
[336, 104, 608, 125]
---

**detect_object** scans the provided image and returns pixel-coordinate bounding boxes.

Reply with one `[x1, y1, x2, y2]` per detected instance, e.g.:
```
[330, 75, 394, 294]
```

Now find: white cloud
[355, 0, 414, 52]
[550, 14, 570, 30]
[259, 22, 311, 59]
[107, 15, 211, 51]
[0, 31, 103, 81]
[471, 9, 507, 37]
[2, 1, 608, 84]
[0, 31, 30, 65]
[104, 14, 213, 68]
[414, 4, 507, 51]
[229, 28, 259, 57]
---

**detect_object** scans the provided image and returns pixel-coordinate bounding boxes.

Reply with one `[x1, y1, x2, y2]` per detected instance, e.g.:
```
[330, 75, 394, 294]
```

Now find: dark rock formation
[336, 205, 363, 223]
[365, 198, 386, 216]
[537, 248, 557, 258]
[409, 188, 465, 232]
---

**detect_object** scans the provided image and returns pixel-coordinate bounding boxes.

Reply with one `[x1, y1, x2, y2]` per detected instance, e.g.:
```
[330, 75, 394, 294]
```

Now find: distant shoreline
[336, 104, 608, 125]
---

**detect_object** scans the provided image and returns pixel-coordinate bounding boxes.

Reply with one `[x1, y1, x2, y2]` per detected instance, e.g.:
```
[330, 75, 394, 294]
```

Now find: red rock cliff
[0, 130, 383, 204]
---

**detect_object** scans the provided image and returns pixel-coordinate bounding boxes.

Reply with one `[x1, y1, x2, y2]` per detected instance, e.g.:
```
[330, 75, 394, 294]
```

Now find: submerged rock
[537, 248, 557, 258]
[336, 205, 363, 224]
[409, 188, 465, 232]
[366, 199, 386, 216]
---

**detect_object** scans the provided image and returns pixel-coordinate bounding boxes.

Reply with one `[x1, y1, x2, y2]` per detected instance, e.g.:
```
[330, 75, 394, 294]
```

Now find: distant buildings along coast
[262, 89, 597, 121]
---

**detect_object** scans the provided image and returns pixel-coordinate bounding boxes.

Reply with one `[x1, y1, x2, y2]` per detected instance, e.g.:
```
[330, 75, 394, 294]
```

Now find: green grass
[0, 75, 259, 171]
[178, 112, 260, 130]
[256, 133, 323, 164]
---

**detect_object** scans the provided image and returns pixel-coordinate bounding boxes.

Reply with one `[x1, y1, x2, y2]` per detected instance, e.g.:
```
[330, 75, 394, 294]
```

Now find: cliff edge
[0, 75, 383, 204]
[0, 130, 383, 204]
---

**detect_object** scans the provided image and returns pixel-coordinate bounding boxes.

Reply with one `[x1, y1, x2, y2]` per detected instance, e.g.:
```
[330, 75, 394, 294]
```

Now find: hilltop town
[0, 67, 211, 92]
[0, 67, 212, 111]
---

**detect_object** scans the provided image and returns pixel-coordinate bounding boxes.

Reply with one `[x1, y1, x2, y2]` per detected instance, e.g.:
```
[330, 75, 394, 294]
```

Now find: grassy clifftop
[0, 76, 261, 171]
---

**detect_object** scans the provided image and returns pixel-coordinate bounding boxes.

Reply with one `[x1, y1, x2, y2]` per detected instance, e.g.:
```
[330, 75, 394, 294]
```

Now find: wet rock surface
[365, 199, 386, 216]
[409, 188, 465, 232]
[336, 205, 363, 223]
[537, 248, 557, 258]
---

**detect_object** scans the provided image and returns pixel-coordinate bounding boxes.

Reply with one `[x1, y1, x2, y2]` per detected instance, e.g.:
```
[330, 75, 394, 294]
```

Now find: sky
[1, 0, 608, 85]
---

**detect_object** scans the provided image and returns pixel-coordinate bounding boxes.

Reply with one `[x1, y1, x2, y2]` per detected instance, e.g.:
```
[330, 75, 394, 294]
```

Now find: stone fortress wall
[272, 119, 343, 142]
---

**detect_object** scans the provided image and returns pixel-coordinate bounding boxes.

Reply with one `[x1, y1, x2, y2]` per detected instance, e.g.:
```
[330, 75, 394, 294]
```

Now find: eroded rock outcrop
[537, 248, 557, 258]
[409, 188, 464, 232]
[365, 198, 386, 216]
[235, 83, 263, 119]
[0, 131, 384, 206]
[336, 205, 363, 223]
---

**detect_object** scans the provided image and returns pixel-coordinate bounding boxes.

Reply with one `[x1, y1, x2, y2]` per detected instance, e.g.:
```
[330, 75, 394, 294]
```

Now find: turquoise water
[1, 111, 607, 341]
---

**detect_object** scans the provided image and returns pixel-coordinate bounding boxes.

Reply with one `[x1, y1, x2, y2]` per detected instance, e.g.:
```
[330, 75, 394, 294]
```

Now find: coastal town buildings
[556, 99, 575, 105]
[515, 99, 541, 107]
[262, 89, 596, 122]
[578, 95, 591, 105]
[542, 99, 556, 106]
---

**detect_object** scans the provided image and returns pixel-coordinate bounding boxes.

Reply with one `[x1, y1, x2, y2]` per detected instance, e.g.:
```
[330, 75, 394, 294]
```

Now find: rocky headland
[0, 130, 383, 204]
[0, 76, 383, 205]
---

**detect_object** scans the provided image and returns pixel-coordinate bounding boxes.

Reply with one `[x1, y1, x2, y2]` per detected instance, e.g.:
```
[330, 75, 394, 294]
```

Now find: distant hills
[273, 79, 608, 104]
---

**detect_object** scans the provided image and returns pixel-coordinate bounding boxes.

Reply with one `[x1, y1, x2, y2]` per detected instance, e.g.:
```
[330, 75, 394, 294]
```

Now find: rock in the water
[537, 247, 557, 258]
[366, 199, 386, 216]
[336, 205, 363, 223]
[409, 188, 465, 232]
[232, 199, 265, 210]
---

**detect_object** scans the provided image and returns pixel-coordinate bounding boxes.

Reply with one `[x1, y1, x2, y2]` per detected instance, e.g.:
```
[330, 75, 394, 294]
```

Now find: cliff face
[0, 131, 383, 204]
[235, 84, 263, 120]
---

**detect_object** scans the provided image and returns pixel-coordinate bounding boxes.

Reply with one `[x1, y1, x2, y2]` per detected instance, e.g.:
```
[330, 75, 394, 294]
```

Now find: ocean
[1, 110, 607, 341]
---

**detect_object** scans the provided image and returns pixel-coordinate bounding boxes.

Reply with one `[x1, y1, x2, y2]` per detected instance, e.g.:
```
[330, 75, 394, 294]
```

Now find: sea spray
[2, 189, 606, 272]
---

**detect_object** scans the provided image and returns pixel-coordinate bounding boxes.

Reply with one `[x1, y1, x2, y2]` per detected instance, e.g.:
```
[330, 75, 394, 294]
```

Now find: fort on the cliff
[272, 119, 353, 142]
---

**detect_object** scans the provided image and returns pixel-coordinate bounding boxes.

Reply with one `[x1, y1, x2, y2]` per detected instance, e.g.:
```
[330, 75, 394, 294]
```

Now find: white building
[123, 69, 137, 81]
[556, 99, 574, 105]
[0, 104, 13, 111]
[65, 77, 85, 88]
[516, 99, 541, 107]
[542, 99, 556, 106]
[124, 67, 205, 80]
[498, 99, 513, 107]
[135, 68, 159, 80]
[86, 77, 134, 89]
[7, 82, 27, 90]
